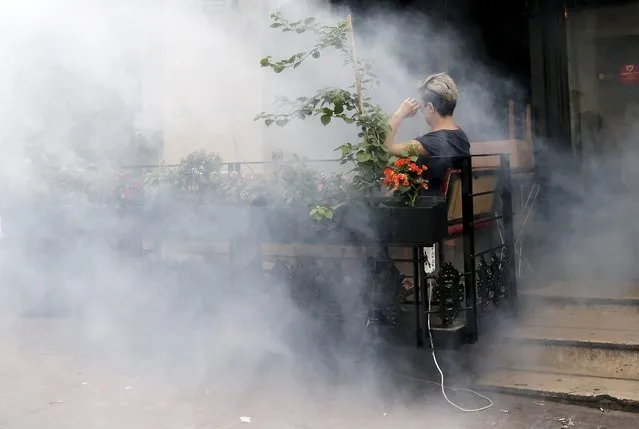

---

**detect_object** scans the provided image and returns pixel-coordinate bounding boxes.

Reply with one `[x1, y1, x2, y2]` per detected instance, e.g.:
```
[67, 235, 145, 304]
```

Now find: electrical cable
[421, 280, 494, 412]
[370, 279, 493, 412]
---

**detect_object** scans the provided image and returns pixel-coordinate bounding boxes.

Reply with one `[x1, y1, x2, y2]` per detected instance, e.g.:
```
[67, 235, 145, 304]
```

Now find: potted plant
[372, 152, 448, 244]
[142, 150, 252, 240]
[256, 13, 448, 245]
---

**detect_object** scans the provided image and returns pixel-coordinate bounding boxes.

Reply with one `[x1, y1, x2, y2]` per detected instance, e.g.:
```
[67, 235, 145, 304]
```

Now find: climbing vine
[255, 13, 391, 218]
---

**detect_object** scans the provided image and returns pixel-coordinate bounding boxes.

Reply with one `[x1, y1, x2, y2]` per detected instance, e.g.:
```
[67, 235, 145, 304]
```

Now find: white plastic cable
[423, 281, 493, 412]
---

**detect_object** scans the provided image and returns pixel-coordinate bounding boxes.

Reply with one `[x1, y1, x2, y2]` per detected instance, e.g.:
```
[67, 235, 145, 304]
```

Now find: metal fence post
[461, 155, 477, 343]
[500, 153, 518, 314]
[412, 246, 423, 348]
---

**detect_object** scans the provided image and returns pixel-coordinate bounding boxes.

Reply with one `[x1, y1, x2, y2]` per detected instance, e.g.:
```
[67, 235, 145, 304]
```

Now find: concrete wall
[161, 0, 266, 165]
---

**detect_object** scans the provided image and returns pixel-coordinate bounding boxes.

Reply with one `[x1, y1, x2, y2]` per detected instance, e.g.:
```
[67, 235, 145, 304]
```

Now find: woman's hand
[395, 98, 420, 119]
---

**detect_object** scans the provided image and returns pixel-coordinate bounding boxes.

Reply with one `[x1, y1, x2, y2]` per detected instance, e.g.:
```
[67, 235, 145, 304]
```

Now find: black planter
[251, 197, 449, 246]
[372, 196, 448, 245]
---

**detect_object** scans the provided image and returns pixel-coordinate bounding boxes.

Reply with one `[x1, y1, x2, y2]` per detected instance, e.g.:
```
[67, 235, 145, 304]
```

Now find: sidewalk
[0, 318, 636, 428]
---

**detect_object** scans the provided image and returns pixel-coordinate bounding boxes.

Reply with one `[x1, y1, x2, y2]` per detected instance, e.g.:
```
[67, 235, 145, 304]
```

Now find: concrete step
[473, 282, 639, 408]
[520, 281, 639, 303]
[519, 298, 639, 331]
[504, 325, 639, 349]
[518, 281, 639, 330]
[479, 325, 639, 381]
[474, 369, 639, 410]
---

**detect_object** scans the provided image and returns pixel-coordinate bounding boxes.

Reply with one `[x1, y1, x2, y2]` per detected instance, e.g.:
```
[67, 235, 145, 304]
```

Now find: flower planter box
[250, 197, 448, 246]
[371, 196, 449, 245]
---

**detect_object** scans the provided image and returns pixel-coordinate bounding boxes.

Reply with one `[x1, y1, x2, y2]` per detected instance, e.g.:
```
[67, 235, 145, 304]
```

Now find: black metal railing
[1, 153, 518, 347]
[458, 153, 517, 343]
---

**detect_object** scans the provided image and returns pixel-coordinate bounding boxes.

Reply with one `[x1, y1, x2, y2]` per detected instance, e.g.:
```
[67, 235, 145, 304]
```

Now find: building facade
[530, 0, 639, 168]
[161, 0, 266, 165]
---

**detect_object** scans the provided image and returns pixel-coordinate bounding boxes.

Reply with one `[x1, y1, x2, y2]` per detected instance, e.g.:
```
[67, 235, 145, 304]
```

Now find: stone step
[474, 369, 639, 410]
[473, 282, 639, 408]
[503, 325, 639, 349]
[518, 297, 639, 331]
[476, 325, 639, 381]
[520, 281, 639, 303]
[488, 340, 639, 381]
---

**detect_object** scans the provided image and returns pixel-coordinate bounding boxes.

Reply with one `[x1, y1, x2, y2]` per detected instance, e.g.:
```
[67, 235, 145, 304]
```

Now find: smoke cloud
[0, 0, 525, 426]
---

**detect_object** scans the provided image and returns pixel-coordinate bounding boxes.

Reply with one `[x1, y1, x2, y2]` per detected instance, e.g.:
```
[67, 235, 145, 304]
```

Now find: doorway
[595, 35, 639, 147]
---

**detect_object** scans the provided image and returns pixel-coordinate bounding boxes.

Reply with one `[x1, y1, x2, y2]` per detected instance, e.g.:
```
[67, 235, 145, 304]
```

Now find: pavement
[0, 317, 637, 429]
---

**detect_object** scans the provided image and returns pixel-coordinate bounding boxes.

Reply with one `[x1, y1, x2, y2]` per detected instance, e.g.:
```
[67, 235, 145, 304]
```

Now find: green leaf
[265, 119, 274, 127]
[333, 103, 344, 114]
[410, 156, 418, 162]
[304, 17, 316, 24]
[273, 65, 284, 73]
[312, 51, 320, 59]
[388, 156, 398, 164]
[320, 115, 331, 126]
[275, 119, 288, 127]
[270, 23, 282, 28]
[295, 28, 306, 34]
[337, 143, 353, 157]
[356, 153, 372, 162]
[322, 107, 333, 116]
[259, 57, 271, 67]
[342, 117, 354, 124]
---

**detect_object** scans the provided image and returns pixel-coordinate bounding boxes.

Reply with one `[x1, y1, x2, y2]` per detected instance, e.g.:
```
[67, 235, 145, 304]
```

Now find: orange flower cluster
[383, 167, 408, 190]
[383, 158, 428, 191]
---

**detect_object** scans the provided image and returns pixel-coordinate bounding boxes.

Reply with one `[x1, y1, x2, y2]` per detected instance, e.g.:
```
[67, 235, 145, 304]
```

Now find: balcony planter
[371, 196, 448, 245]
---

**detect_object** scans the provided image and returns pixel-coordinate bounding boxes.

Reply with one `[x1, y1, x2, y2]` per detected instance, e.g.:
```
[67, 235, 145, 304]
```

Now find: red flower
[382, 157, 430, 205]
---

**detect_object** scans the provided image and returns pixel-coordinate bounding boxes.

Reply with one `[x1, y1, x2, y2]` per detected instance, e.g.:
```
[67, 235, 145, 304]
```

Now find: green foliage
[309, 205, 334, 222]
[261, 150, 354, 210]
[259, 14, 349, 72]
[24, 149, 123, 204]
[255, 12, 390, 203]
[144, 150, 224, 202]
[144, 150, 223, 203]
[142, 150, 352, 221]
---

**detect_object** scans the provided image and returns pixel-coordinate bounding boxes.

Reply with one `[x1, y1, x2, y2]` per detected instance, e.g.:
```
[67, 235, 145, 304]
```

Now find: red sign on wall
[620, 64, 639, 85]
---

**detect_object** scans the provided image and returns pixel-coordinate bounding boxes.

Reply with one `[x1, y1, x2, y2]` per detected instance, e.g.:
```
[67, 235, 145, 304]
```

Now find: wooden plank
[471, 139, 534, 170]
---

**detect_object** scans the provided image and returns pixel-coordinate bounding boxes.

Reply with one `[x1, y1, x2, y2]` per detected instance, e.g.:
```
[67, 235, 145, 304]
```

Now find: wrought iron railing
[0, 153, 517, 347]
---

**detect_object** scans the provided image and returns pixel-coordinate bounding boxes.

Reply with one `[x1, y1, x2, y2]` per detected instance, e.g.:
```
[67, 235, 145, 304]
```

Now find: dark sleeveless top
[414, 129, 471, 196]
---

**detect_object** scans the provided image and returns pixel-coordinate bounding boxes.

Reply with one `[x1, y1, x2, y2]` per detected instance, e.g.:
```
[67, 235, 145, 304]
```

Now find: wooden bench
[442, 168, 499, 239]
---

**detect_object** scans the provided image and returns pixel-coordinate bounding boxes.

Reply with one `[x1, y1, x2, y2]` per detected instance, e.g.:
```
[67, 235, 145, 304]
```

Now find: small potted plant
[372, 153, 448, 244]
[382, 154, 429, 206]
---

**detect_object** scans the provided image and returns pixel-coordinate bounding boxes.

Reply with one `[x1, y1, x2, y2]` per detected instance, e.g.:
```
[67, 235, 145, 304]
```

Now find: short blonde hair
[417, 72, 458, 116]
